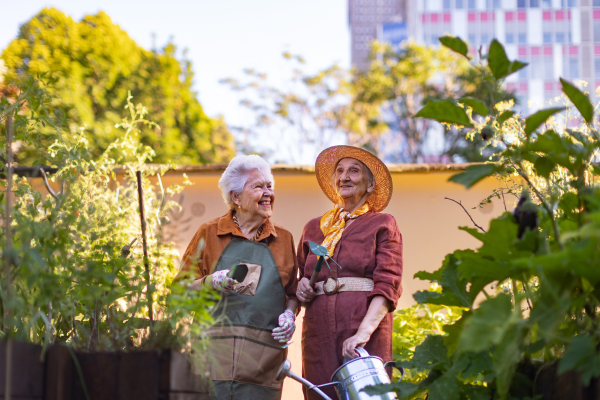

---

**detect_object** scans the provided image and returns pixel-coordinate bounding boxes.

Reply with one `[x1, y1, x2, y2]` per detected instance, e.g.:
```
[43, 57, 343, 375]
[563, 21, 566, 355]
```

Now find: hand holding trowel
[307, 241, 342, 289]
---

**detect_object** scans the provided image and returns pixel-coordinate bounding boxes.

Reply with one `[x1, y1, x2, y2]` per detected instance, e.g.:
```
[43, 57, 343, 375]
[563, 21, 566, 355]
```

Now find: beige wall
[158, 166, 507, 400]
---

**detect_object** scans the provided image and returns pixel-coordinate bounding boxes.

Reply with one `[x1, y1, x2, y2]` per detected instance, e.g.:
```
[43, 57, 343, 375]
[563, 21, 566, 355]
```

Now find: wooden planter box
[1, 341, 209, 400]
[45, 345, 210, 400]
[535, 362, 600, 400]
[0, 340, 45, 400]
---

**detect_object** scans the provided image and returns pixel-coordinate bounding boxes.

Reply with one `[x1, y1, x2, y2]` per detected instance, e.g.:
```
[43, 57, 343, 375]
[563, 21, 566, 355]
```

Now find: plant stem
[444, 197, 486, 233]
[136, 171, 153, 333]
[4, 116, 14, 400]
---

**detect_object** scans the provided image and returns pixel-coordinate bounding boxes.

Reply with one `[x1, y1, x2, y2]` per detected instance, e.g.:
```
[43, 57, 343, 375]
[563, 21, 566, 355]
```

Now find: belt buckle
[323, 277, 345, 295]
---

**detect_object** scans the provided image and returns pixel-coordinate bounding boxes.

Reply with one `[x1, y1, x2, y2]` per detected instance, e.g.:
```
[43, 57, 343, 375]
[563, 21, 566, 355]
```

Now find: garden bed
[1, 340, 209, 400]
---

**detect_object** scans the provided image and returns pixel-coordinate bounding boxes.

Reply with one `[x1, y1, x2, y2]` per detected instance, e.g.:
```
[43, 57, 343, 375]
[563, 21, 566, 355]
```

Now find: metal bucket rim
[330, 355, 385, 382]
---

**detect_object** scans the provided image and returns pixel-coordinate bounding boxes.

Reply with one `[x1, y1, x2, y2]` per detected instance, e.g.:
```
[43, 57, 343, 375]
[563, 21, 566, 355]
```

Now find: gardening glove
[210, 269, 238, 293]
[272, 309, 295, 343]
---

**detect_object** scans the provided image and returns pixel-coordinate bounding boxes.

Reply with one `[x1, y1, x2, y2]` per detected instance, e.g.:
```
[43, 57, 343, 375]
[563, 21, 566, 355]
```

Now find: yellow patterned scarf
[320, 203, 370, 257]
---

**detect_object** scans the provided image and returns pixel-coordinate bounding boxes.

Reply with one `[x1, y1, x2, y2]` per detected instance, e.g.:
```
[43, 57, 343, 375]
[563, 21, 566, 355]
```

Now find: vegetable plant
[1, 80, 216, 362]
[369, 38, 600, 399]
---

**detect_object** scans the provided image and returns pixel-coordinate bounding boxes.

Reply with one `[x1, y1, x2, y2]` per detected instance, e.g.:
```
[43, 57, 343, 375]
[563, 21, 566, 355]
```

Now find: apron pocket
[208, 337, 235, 381]
[234, 263, 261, 296]
[233, 337, 285, 388]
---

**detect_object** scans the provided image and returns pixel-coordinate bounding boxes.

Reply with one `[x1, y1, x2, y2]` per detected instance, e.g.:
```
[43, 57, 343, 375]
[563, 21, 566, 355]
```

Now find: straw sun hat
[315, 145, 393, 213]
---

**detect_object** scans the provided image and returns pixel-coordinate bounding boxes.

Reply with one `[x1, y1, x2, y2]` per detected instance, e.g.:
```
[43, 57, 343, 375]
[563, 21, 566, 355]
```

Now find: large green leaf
[427, 373, 462, 400]
[439, 35, 469, 59]
[459, 97, 488, 117]
[533, 156, 557, 179]
[449, 164, 502, 188]
[558, 334, 600, 386]
[524, 107, 565, 136]
[493, 323, 527, 399]
[560, 78, 594, 124]
[457, 294, 513, 353]
[415, 99, 473, 127]
[439, 255, 471, 308]
[487, 40, 528, 80]
[400, 335, 450, 371]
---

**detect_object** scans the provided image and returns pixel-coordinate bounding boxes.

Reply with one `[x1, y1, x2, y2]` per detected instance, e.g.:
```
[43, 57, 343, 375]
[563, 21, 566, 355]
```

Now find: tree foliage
[223, 41, 514, 163]
[367, 38, 600, 399]
[1, 8, 234, 165]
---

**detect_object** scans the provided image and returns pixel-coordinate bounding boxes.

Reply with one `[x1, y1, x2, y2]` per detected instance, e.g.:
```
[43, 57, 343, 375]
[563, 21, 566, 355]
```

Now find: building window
[519, 33, 528, 43]
[468, 0, 476, 10]
[469, 34, 477, 44]
[507, 33, 515, 43]
[531, 57, 543, 78]
[556, 32, 565, 42]
[519, 66, 528, 80]
[542, 0, 551, 7]
[493, 0, 501, 8]
[456, 0, 464, 8]
[518, 0, 526, 8]
[594, 0, 600, 6]
[594, 21, 600, 42]
[595, 58, 600, 77]
[569, 58, 579, 78]
[543, 33, 552, 43]
[530, 0, 540, 6]
[443, 0, 451, 10]
[544, 57, 554, 80]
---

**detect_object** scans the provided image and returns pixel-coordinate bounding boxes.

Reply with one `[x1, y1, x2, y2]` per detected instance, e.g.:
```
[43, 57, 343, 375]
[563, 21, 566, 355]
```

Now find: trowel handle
[308, 256, 324, 289]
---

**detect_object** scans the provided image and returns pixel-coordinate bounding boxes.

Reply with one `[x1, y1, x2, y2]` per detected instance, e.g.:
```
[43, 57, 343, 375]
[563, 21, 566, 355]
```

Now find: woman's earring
[238, 205, 241, 209]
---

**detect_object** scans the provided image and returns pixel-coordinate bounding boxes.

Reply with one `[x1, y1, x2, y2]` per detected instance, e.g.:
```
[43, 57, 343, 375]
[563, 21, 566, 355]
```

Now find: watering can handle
[343, 346, 370, 364]
[384, 360, 405, 381]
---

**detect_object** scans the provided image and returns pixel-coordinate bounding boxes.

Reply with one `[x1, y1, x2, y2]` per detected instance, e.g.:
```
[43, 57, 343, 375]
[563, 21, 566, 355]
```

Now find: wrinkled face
[334, 158, 373, 204]
[233, 169, 274, 219]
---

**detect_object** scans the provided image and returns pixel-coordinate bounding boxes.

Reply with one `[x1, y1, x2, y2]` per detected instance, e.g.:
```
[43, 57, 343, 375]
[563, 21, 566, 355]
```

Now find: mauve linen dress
[297, 210, 403, 400]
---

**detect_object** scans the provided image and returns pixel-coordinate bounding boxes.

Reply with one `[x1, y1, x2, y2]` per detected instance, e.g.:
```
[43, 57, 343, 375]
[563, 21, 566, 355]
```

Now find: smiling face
[334, 158, 374, 209]
[233, 169, 275, 220]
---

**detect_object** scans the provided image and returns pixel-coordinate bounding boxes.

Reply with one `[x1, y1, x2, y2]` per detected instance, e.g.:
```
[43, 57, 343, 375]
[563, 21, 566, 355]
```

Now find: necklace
[232, 213, 264, 241]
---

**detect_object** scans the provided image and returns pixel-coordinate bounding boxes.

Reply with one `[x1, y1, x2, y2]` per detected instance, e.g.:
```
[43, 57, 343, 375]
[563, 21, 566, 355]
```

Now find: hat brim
[315, 146, 393, 213]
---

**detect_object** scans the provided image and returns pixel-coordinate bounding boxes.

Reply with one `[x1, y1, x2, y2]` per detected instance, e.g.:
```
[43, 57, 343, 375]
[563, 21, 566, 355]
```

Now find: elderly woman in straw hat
[176, 154, 299, 400]
[296, 146, 403, 400]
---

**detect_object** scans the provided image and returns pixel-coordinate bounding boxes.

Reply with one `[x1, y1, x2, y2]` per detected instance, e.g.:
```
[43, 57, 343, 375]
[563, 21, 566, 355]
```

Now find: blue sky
[0, 0, 351, 127]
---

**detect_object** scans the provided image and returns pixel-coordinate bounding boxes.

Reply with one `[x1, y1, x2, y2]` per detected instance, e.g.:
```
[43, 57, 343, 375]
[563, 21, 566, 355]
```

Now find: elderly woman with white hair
[177, 155, 299, 400]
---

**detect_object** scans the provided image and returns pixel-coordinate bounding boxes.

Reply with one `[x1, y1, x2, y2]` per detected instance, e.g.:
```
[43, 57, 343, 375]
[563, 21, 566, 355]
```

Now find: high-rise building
[348, 0, 408, 69]
[408, 0, 599, 111]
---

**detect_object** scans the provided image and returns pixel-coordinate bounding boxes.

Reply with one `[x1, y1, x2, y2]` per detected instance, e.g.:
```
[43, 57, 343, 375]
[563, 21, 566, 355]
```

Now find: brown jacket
[298, 211, 403, 400]
[178, 210, 299, 303]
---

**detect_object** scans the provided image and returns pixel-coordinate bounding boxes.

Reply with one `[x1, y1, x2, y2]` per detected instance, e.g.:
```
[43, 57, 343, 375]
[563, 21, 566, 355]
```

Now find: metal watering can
[276, 347, 404, 400]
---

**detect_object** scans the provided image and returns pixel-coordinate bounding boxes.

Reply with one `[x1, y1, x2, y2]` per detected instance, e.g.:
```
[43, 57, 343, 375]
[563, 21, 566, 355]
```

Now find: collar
[216, 209, 278, 241]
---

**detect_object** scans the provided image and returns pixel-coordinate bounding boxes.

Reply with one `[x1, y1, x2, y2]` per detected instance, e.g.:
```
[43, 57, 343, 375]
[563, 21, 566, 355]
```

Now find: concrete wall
[155, 164, 507, 400]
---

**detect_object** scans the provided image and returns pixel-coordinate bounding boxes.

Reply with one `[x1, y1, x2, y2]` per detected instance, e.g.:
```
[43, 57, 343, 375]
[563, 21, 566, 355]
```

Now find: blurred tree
[1, 8, 234, 165]
[223, 41, 515, 163]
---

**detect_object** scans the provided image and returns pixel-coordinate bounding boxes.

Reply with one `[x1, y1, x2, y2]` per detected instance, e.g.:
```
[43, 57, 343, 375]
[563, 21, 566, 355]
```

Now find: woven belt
[315, 277, 374, 296]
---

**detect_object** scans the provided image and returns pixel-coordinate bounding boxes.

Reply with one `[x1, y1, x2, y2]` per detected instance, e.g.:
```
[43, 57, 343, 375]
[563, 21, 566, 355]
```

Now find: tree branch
[444, 197, 486, 233]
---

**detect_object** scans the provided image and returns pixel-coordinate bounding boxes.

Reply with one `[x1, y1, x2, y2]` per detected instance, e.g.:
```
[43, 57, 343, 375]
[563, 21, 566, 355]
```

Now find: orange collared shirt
[177, 210, 299, 302]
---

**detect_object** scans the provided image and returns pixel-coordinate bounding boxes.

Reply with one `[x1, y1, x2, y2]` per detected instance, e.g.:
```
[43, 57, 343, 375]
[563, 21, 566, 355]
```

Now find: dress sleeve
[174, 225, 210, 282]
[368, 216, 403, 310]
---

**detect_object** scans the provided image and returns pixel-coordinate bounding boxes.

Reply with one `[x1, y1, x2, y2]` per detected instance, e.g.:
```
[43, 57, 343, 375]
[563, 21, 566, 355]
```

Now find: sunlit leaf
[560, 78, 594, 124]
[415, 99, 473, 127]
[458, 97, 488, 116]
[439, 36, 469, 59]
[449, 164, 502, 188]
[524, 107, 565, 136]
[487, 40, 528, 80]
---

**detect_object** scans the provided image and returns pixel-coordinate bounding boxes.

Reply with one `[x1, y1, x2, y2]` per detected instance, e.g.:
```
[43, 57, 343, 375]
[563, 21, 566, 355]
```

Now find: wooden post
[4, 115, 14, 400]
[136, 171, 153, 331]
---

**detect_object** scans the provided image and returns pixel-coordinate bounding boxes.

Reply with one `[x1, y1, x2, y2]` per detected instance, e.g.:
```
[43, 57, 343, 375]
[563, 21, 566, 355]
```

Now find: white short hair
[218, 155, 274, 209]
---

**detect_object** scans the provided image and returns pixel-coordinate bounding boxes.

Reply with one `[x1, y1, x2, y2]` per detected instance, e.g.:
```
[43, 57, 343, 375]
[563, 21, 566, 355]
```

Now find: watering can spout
[276, 360, 334, 400]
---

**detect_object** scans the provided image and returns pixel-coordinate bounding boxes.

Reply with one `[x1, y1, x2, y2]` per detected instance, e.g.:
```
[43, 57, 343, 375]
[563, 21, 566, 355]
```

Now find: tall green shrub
[368, 38, 600, 399]
[1, 80, 216, 358]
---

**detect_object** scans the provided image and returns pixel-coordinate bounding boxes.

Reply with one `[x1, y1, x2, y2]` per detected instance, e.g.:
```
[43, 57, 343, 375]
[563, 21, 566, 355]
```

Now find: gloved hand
[210, 269, 238, 293]
[272, 309, 295, 343]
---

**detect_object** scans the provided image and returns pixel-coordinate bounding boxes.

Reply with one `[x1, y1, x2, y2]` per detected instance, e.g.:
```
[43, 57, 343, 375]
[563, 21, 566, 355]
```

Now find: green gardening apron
[207, 237, 287, 400]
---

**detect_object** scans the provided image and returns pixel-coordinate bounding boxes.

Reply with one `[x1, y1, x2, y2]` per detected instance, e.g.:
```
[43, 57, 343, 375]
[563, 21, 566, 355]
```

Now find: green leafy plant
[367, 38, 600, 399]
[1, 80, 217, 362]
